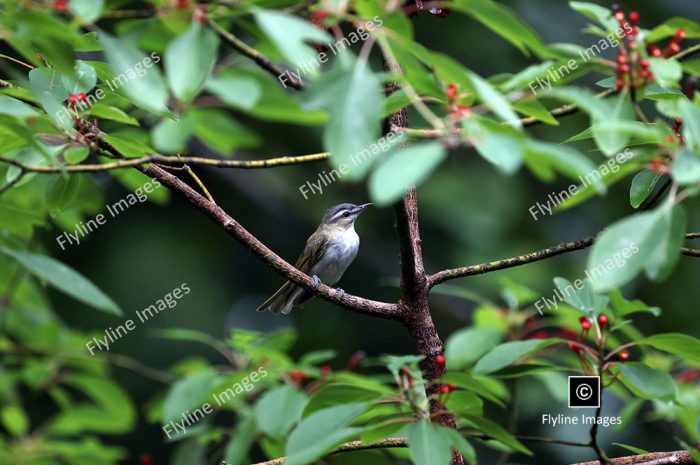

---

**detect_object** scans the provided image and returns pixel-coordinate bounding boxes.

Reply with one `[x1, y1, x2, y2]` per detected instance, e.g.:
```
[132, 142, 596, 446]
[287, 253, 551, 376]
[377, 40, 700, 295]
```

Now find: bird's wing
[293, 229, 330, 274]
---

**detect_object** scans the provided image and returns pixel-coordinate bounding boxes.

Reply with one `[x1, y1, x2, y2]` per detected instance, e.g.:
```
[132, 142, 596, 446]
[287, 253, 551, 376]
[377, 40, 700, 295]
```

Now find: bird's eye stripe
[331, 209, 350, 220]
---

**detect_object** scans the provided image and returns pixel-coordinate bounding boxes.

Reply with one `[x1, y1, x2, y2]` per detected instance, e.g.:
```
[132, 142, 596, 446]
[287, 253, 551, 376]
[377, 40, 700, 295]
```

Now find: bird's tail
[257, 281, 305, 314]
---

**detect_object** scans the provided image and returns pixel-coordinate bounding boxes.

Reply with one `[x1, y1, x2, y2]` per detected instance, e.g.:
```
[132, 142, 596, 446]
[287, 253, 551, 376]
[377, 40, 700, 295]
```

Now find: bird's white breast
[310, 227, 360, 285]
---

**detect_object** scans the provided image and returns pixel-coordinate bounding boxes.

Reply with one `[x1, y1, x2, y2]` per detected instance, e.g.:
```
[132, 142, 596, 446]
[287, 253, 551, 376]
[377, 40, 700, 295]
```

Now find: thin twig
[0, 152, 329, 173]
[208, 18, 303, 90]
[250, 438, 408, 465]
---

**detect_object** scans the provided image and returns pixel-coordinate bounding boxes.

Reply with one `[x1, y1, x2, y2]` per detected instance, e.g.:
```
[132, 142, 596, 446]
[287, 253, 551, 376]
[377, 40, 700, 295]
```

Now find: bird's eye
[342, 211, 350, 217]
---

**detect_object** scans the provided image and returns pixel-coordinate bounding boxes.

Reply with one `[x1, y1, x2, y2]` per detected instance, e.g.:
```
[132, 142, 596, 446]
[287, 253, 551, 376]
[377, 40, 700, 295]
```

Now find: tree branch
[250, 438, 408, 465]
[93, 139, 402, 321]
[208, 18, 304, 90]
[572, 450, 695, 465]
[0, 152, 329, 173]
[429, 233, 700, 287]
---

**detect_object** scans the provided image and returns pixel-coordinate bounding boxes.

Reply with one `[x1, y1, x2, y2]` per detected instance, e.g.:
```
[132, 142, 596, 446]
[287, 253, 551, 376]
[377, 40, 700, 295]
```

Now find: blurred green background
[27, 0, 700, 463]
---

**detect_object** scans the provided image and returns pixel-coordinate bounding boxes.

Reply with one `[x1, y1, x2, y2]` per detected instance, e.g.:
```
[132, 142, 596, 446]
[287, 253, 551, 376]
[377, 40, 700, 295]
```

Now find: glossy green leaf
[45, 174, 80, 216]
[0, 405, 29, 437]
[406, 421, 453, 465]
[474, 339, 561, 374]
[679, 100, 700, 150]
[445, 326, 503, 369]
[648, 58, 683, 88]
[369, 142, 447, 206]
[165, 23, 219, 102]
[630, 170, 661, 208]
[284, 403, 369, 465]
[644, 204, 686, 281]
[642, 334, 700, 365]
[254, 386, 308, 440]
[69, 0, 104, 22]
[618, 362, 678, 401]
[0, 247, 121, 315]
[161, 369, 219, 425]
[100, 32, 168, 113]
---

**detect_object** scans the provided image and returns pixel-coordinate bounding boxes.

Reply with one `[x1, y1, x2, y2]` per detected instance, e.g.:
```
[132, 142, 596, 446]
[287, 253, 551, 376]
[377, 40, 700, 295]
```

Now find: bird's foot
[312, 275, 321, 290]
[335, 287, 345, 298]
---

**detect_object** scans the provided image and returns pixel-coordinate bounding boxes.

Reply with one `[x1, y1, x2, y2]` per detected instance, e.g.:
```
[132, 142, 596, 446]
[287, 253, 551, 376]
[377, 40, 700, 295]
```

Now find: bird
[257, 203, 372, 314]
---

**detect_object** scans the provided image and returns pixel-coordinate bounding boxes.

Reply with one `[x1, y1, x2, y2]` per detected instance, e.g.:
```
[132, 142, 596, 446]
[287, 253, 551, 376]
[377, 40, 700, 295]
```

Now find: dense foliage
[1, 1, 699, 465]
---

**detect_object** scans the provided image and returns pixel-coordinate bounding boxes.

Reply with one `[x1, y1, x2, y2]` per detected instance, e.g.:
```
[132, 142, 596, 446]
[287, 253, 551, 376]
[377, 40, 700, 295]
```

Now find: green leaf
[464, 415, 532, 455]
[591, 92, 633, 156]
[45, 174, 80, 216]
[630, 170, 661, 208]
[100, 32, 168, 113]
[303, 383, 386, 416]
[474, 339, 561, 374]
[523, 141, 603, 191]
[224, 414, 257, 465]
[254, 9, 331, 74]
[552, 277, 608, 316]
[680, 100, 700, 150]
[309, 57, 383, 180]
[0, 247, 121, 316]
[642, 333, 700, 365]
[445, 326, 503, 369]
[254, 386, 308, 440]
[406, 421, 453, 465]
[87, 104, 139, 126]
[569, 2, 617, 31]
[0, 96, 39, 118]
[512, 98, 558, 125]
[161, 369, 219, 425]
[648, 58, 683, 88]
[151, 118, 194, 154]
[586, 207, 668, 293]
[64, 146, 89, 164]
[450, 0, 544, 56]
[206, 73, 262, 111]
[468, 71, 521, 127]
[609, 289, 661, 317]
[188, 108, 259, 155]
[0, 405, 29, 437]
[442, 428, 477, 465]
[165, 23, 219, 102]
[369, 142, 447, 206]
[463, 117, 523, 174]
[644, 204, 686, 281]
[284, 402, 369, 465]
[618, 362, 678, 401]
[647, 17, 700, 42]
[69, 0, 104, 22]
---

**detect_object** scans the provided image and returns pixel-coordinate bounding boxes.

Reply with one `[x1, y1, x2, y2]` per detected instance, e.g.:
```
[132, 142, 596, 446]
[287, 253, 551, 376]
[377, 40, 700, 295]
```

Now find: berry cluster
[438, 382, 457, 395]
[611, 6, 654, 90]
[444, 83, 470, 118]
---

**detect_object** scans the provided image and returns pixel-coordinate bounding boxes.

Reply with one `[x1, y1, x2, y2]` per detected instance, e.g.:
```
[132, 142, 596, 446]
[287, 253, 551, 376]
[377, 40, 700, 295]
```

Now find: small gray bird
[257, 203, 372, 314]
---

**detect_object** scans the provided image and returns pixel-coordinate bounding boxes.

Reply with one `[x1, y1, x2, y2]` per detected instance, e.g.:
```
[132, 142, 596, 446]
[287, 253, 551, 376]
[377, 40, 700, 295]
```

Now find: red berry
[400, 366, 411, 376]
[532, 330, 549, 339]
[629, 11, 639, 24]
[619, 63, 630, 74]
[447, 383, 457, 391]
[436, 355, 446, 366]
[68, 94, 77, 104]
[581, 320, 591, 331]
[77, 93, 87, 101]
[640, 59, 649, 69]
[616, 54, 627, 65]
[614, 10, 625, 22]
[568, 343, 581, 353]
[289, 370, 307, 382]
[669, 41, 681, 54]
[439, 384, 450, 394]
[675, 29, 686, 40]
[619, 350, 629, 362]
[346, 350, 366, 371]
[651, 46, 662, 57]
[310, 11, 328, 24]
[616, 77, 625, 90]
[139, 453, 153, 465]
[455, 104, 471, 117]
[675, 118, 683, 127]
[176, 0, 188, 9]
[598, 314, 608, 327]
[321, 364, 332, 376]
[53, 0, 68, 10]
[445, 83, 458, 100]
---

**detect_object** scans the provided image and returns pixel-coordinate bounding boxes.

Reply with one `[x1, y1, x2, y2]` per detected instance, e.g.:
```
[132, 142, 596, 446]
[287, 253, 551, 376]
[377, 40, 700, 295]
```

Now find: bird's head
[321, 203, 373, 229]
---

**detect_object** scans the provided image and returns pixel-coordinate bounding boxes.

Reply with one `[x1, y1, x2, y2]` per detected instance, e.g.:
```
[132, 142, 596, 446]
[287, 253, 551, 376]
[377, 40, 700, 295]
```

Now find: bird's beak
[356, 203, 373, 214]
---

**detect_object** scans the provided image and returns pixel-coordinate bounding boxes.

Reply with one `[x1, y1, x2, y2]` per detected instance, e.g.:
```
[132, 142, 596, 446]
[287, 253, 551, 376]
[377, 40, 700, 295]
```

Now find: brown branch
[92, 139, 401, 320]
[251, 437, 408, 465]
[572, 450, 695, 465]
[0, 152, 329, 173]
[208, 18, 304, 90]
[429, 233, 700, 287]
